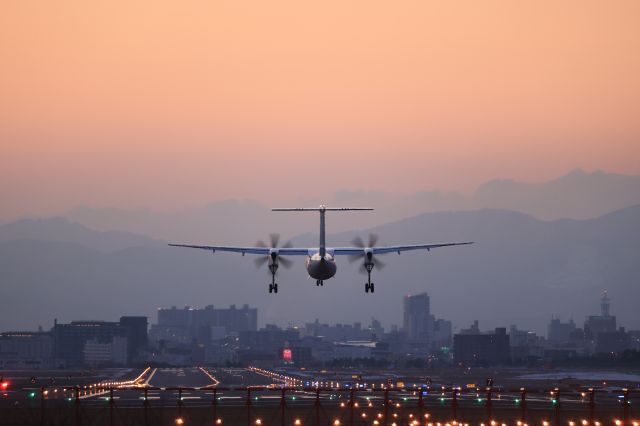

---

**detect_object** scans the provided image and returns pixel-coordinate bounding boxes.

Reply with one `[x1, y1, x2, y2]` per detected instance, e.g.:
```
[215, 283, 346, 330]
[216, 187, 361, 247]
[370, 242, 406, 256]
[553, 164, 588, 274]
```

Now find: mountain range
[61, 169, 640, 245]
[1, 204, 639, 335]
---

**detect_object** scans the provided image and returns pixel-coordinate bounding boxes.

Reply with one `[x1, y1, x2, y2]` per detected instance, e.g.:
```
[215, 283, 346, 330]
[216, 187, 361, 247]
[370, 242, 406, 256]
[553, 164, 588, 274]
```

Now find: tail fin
[272, 206, 373, 257]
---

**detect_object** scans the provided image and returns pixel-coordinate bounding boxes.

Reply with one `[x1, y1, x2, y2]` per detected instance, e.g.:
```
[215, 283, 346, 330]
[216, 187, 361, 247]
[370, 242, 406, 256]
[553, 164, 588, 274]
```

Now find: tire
[274, 283, 278, 293]
[269, 284, 273, 293]
[370, 283, 375, 293]
[365, 283, 370, 293]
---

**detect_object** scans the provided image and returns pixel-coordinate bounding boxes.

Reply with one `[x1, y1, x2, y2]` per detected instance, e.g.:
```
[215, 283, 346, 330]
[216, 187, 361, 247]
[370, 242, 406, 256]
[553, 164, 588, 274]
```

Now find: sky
[1, 1, 639, 221]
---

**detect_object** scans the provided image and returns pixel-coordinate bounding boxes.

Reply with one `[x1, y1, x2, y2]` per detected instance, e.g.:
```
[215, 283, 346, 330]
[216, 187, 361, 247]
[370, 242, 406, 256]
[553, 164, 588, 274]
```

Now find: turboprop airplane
[169, 206, 473, 294]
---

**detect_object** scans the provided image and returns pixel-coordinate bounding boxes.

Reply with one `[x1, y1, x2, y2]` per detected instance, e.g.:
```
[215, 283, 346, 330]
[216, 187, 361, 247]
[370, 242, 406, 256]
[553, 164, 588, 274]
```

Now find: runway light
[333, 420, 340, 425]
[543, 422, 549, 426]
[216, 419, 222, 424]
[615, 421, 622, 426]
[373, 421, 379, 425]
[295, 419, 302, 425]
[582, 421, 588, 425]
[175, 418, 184, 425]
[255, 419, 262, 425]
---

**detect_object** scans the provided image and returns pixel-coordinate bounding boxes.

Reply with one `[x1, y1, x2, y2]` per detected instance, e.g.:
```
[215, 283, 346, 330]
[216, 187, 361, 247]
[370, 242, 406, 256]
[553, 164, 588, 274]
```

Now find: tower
[600, 290, 610, 317]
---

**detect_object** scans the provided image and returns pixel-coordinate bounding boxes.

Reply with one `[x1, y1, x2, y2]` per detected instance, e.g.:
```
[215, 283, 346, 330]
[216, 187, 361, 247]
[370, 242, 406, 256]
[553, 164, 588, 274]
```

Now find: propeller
[253, 233, 293, 270]
[348, 233, 386, 271]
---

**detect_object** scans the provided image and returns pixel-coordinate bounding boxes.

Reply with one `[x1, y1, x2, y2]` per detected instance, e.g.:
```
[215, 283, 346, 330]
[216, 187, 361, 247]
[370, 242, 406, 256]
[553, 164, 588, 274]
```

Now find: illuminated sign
[282, 349, 292, 361]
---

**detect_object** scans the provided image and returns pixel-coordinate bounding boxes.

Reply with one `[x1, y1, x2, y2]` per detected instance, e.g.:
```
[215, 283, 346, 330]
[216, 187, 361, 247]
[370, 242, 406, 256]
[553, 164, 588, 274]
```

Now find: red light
[283, 349, 292, 361]
[1, 382, 8, 389]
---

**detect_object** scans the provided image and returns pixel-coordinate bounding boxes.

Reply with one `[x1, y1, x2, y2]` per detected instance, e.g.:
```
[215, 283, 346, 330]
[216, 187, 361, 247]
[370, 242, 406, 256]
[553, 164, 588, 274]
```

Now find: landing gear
[316, 280, 324, 287]
[364, 262, 375, 293]
[268, 263, 279, 294]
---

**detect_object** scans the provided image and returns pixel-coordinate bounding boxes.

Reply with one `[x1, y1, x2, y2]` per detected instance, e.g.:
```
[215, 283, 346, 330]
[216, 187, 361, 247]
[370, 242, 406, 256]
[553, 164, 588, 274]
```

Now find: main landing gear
[364, 263, 375, 293]
[268, 263, 278, 294]
[316, 280, 324, 287]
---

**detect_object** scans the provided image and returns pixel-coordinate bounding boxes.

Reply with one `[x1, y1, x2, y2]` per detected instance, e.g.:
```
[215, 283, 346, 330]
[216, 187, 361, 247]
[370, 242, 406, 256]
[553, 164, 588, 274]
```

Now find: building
[302, 319, 376, 342]
[584, 291, 617, 343]
[0, 331, 53, 369]
[433, 319, 453, 351]
[150, 304, 258, 345]
[119, 316, 148, 363]
[53, 317, 148, 367]
[402, 293, 453, 354]
[403, 293, 433, 343]
[509, 325, 544, 364]
[547, 318, 578, 343]
[83, 336, 128, 366]
[453, 325, 510, 366]
[595, 327, 631, 354]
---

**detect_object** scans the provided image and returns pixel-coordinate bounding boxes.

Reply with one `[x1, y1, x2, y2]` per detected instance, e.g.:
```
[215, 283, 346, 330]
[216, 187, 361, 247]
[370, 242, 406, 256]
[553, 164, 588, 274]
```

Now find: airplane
[169, 206, 473, 294]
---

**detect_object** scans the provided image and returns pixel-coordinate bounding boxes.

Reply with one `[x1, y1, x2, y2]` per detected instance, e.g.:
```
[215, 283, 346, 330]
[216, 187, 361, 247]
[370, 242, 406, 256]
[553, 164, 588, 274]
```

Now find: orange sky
[1, 1, 639, 220]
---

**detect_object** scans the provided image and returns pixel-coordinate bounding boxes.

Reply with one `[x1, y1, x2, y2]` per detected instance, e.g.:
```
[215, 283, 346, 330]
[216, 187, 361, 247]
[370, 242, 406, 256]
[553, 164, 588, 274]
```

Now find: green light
[515, 399, 520, 404]
[552, 399, 557, 404]
[292, 396, 296, 400]
[477, 398, 483, 403]
[29, 392, 36, 398]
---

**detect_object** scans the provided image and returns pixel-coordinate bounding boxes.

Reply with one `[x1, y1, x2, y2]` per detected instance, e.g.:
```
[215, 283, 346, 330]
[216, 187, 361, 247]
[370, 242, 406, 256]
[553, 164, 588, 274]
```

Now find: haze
[1, 1, 639, 221]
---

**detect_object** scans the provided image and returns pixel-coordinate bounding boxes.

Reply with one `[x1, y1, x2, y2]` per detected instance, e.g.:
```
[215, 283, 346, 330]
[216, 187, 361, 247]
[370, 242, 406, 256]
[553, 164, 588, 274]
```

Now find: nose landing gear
[316, 280, 324, 287]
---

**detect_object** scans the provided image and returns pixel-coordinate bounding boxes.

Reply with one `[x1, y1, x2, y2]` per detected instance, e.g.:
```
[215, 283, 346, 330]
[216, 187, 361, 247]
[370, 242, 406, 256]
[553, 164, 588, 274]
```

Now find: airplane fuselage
[305, 253, 337, 280]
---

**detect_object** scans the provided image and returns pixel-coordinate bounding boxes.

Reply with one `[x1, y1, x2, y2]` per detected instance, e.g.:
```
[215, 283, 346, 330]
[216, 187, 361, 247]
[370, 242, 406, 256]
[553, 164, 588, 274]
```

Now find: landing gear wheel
[273, 283, 278, 293]
[365, 283, 370, 293]
[370, 282, 375, 293]
[268, 284, 273, 293]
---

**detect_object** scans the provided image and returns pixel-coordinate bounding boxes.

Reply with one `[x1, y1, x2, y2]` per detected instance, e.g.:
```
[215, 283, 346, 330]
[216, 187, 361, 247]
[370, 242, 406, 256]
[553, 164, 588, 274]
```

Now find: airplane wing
[332, 242, 473, 255]
[168, 244, 311, 256]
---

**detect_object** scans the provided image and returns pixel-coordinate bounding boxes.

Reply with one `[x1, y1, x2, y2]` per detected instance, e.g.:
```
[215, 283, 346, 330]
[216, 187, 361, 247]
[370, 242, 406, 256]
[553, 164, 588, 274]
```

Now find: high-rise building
[403, 293, 433, 342]
[119, 316, 148, 362]
[584, 290, 617, 341]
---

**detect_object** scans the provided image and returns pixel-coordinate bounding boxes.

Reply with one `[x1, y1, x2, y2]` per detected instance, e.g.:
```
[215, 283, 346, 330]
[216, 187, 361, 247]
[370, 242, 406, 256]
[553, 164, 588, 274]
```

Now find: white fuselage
[305, 253, 337, 280]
